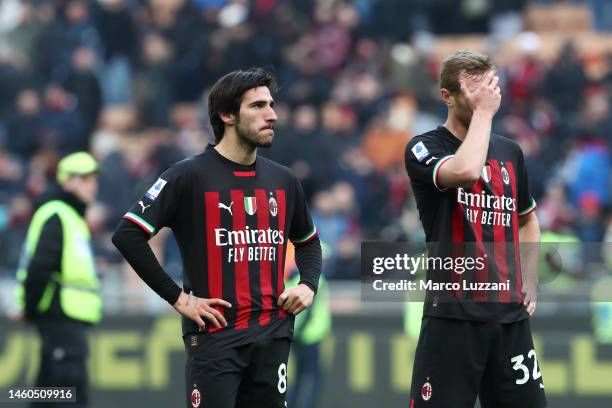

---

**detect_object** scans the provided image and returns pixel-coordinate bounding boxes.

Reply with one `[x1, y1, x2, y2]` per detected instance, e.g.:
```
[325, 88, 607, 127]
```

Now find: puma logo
[138, 201, 151, 213]
[218, 201, 233, 216]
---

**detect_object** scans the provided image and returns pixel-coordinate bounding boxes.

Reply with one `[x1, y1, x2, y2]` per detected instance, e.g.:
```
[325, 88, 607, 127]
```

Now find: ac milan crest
[421, 381, 432, 401]
[501, 166, 510, 185]
[481, 165, 492, 183]
[191, 387, 201, 407]
[269, 196, 278, 217]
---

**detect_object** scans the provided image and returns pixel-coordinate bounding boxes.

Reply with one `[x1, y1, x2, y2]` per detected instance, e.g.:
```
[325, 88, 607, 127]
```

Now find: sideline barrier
[1, 313, 611, 407]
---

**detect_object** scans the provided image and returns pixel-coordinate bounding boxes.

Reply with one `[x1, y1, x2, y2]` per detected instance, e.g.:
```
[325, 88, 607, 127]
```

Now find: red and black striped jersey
[123, 145, 317, 348]
[405, 126, 537, 322]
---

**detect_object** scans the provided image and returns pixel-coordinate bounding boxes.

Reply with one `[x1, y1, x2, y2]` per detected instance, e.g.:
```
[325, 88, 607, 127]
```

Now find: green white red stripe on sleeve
[432, 154, 455, 192]
[123, 212, 156, 235]
[518, 198, 537, 217]
[292, 226, 318, 245]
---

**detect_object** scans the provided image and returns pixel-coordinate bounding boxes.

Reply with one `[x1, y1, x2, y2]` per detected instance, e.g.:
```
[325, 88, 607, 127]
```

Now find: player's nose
[265, 105, 277, 122]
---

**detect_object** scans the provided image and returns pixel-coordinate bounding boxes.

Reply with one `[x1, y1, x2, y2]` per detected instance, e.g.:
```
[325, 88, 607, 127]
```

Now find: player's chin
[257, 132, 274, 148]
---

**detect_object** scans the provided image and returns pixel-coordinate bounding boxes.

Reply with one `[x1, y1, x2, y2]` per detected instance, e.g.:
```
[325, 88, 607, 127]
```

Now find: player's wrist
[174, 291, 190, 308]
[298, 281, 317, 295]
[472, 108, 495, 120]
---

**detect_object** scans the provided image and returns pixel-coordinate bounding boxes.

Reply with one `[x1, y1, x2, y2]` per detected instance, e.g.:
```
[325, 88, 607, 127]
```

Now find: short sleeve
[515, 147, 537, 216]
[122, 165, 185, 235]
[404, 137, 456, 191]
[289, 177, 318, 246]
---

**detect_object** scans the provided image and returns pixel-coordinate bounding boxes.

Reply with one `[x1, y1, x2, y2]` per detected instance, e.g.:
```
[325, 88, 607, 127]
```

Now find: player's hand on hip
[460, 70, 501, 116]
[522, 285, 537, 316]
[278, 283, 314, 315]
[173, 291, 232, 331]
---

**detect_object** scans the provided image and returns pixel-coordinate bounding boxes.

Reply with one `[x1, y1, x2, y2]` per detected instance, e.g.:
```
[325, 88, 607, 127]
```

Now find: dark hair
[208, 68, 278, 142]
[440, 50, 494, 94]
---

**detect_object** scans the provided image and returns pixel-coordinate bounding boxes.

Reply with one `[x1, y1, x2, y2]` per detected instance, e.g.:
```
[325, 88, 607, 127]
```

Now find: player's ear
[440, 88, 453, 108]
[219, 112, 236, 126]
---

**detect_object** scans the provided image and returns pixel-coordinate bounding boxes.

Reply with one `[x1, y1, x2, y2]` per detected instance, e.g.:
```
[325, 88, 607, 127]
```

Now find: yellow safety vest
[286, 275, 331, 344]
[16, 200, 102, 324]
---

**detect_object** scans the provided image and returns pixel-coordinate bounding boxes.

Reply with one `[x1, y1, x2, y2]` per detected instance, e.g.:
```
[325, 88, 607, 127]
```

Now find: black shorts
[410, 317, 547, 408]
[184, 336, 290, 408]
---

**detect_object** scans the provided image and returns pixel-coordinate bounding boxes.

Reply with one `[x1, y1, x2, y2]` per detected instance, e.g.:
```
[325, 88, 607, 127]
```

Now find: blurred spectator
[5, 88, 43, 159]
[538, 185, 575, 232]
[576, 192, 606, 267]
[63, 46, 102, 134]
[0, 148, 25, 206]
[544, 42, 587, 115]
[588, 0, 612, 32]
[39, 83, 87, 153]
[311, 182, 360, 279]
[23, 150, 61, 199]
[567, 138, 610, 208]
[149, 0, 211, 102]
[360, 95, 412, 173]
[576, 192, 606, 243]
[388, 40, 440, 114]
[36, 0, 102, 82]
[0, 194, 31, 276]
[4, 1, 45, 68]
[278, 103, 339, 198]
[310, 1, 355, 73]
[136, 33, 174, 127]
[505, 38, 544, 111]
[95, 0, 138, 105]
[97, 130, 183, 229]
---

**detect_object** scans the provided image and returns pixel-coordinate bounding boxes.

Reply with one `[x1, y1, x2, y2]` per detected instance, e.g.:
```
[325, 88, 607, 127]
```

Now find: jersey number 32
[511, 349, 542, 386]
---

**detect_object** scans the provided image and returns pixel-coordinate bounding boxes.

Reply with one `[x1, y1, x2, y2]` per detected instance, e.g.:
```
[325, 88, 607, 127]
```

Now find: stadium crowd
[0, 0, 611, 286]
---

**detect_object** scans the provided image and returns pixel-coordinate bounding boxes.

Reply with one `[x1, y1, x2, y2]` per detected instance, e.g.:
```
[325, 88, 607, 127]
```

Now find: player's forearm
[519, 213, 541, 287]
[452, 110, 493, 181]
[294, 237, 322, 294]
[519, 211, 540, 242]
[112, 219, 182, 305]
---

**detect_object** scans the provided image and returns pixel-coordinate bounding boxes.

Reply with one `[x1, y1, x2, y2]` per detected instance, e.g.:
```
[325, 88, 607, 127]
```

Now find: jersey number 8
[277, 363, 287, 393]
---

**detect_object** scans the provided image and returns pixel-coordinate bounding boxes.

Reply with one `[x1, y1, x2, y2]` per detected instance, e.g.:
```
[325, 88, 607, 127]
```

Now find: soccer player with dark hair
[112, 68, 322, 408]
[404, 51, 546, 407]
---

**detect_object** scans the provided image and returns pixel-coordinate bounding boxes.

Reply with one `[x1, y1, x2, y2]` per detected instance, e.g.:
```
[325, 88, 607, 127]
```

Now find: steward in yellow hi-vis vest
[16, 152, 100, 407]
[16, 199, 101, 323]
[285, 241, 331, 408]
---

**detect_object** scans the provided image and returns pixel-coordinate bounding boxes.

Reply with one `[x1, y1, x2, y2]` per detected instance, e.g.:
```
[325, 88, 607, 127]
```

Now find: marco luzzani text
[370, 253, 511, 292]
